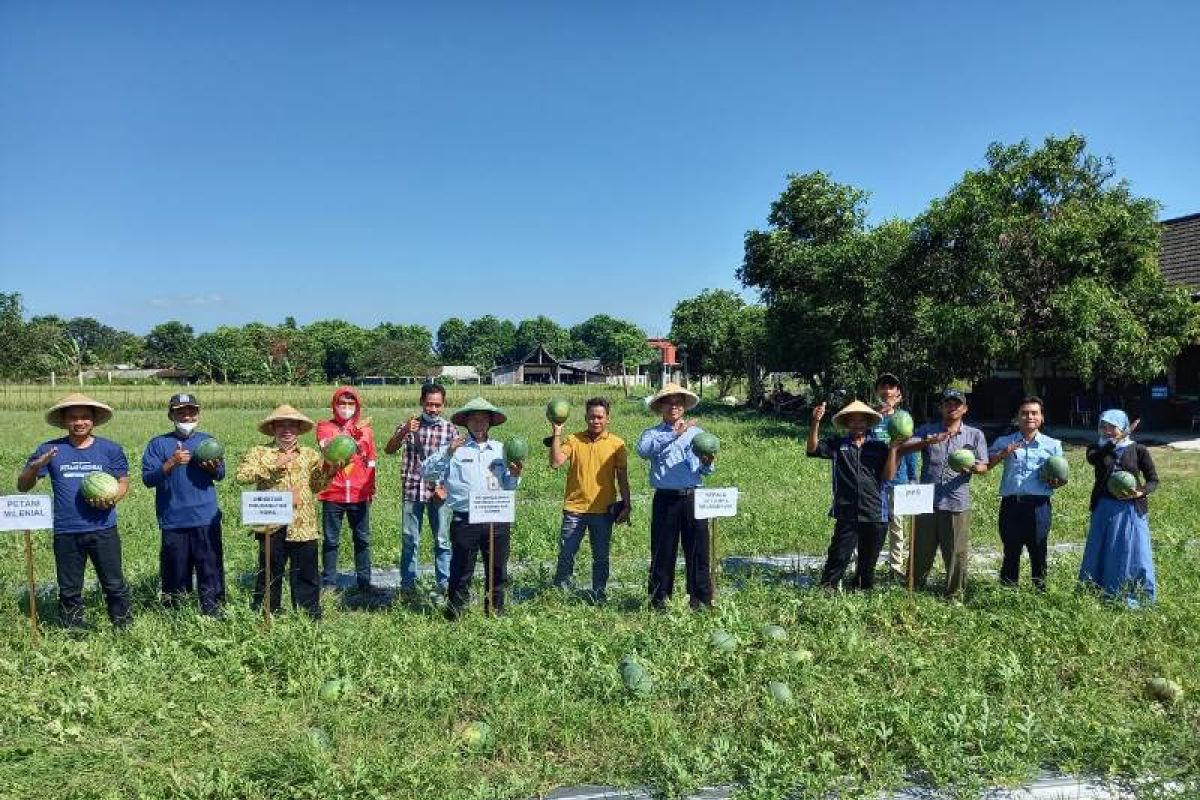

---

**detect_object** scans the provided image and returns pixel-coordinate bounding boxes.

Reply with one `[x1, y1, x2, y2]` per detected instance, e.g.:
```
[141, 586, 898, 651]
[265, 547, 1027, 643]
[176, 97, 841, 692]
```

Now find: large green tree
[145, 321, 195, 368]
[904, 134, 1199, 394]
[465, 316, 517, 372]
[670, 289, 766, 397]
[739, 171, 908, 397]
[436, 317, 471, 363]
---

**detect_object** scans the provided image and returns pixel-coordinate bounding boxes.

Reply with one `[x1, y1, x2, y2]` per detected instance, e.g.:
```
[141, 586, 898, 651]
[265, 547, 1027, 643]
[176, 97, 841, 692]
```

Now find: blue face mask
[421, 412, 439, 424]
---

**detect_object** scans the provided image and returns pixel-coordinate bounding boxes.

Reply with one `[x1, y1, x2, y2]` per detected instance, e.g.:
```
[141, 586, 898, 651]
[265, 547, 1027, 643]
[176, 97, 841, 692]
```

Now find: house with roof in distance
[490, 345, 608, 385]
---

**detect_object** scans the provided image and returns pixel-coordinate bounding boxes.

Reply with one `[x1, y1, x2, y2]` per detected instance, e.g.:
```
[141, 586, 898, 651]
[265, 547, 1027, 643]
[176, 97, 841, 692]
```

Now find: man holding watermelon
[141, 393, 227, 615]
[982, 396, 1065, 589]
[421, 397, 523, 617]
[636, 383, 717, 611]
[898, 388, 989, 600]
[315, 387, 378, 594]
[871, 373, 920, 580]
[18, 393, 133, 629]
[548, 396, 631, 603]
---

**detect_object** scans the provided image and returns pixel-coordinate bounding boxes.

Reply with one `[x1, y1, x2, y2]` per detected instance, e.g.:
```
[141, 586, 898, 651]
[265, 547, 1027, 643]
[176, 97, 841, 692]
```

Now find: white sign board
[241, 491, 294, 526]
[469, 491, 516, 524]
[694, 488, 739, 520]
[893, 484, 935, 516]
[0, 495, 54, 532]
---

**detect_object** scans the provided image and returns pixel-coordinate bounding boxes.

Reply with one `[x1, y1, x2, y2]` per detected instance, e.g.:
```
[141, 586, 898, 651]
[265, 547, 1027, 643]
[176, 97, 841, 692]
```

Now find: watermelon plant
[545, 398, 571, 424]
[323, 434, 357, 465]
[948, 449, 976, 472]
[887, 409, 914, 441]
[691, 432, 721, 458]
[81, 472, 120, 502]
[194, 437, 224, 462]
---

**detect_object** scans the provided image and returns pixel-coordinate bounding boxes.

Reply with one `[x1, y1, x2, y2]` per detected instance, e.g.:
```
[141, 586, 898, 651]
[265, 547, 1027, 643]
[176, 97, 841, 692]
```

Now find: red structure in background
[646, 338, 677, 367]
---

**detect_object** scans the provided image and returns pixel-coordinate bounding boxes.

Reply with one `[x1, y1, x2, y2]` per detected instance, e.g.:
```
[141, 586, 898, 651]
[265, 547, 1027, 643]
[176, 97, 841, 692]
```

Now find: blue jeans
[401, 499, 451, 590]
[553, 512, 614, 599]
[321, 501, 372, 588]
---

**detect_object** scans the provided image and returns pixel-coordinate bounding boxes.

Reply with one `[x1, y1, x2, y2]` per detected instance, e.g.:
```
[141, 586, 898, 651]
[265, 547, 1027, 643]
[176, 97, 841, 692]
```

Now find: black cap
[941, 388, 967, 403]
[875, 372, 902, 388]
[168, 392, 200, 411]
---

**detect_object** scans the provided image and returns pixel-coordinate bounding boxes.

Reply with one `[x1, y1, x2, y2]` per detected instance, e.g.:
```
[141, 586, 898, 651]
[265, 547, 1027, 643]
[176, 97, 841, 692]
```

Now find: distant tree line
[0, 300, 655, 385]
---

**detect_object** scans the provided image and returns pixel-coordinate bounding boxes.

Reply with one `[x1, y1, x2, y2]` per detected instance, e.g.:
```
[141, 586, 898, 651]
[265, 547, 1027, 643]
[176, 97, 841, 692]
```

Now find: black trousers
[648, 490, 712, 608]
[448, 515, 511, 615]
[999, 495, 1052, 588]
[253, 528, 321, 618]
[52, 527, 132, 628]
[160, 518, 226, 615]
[819, 519, 887, 591]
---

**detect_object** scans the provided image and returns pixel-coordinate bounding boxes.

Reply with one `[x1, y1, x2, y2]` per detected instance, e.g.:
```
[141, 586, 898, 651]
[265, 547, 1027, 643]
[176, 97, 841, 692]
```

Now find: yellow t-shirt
[560, 431, 628, 514]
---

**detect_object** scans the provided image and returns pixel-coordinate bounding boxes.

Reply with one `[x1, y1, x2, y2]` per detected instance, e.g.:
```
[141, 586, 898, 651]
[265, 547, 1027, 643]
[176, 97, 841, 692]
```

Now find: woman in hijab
[1079, 409, 1159, 606]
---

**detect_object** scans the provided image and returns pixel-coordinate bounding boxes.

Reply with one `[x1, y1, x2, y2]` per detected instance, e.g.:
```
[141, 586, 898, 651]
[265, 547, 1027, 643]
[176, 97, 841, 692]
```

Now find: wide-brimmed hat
[257, 404, 314, 436]
[46, 393, 113, 429]
[648, 382, 699, 412]
[832, 400, 882, 427]
[451, 397, 507, 427]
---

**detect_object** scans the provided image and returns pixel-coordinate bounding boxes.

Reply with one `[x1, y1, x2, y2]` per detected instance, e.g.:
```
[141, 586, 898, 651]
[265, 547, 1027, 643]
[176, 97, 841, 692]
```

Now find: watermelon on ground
[887, 409, 914, 441]
[767, 681, 794, 705]
[323, 435, 357, 465]
[81, 472, 120, 502]
[619, 656, 654, 697]
[318, 678, 352, 704]
[759, 624, 788, 643]
[1147, 677, 1183, 704]
[456, 720, 493, 753]
[709, 629, 737, 653]
[691, 432, 720, 458]
[194, 438, 224, 462]
[948, 449, 976, 473]
[545, 398, 571, 424]
[1108, 470, 1138, 497]
[503, 436, 529, 465]
[1041, 455, 1069, 484]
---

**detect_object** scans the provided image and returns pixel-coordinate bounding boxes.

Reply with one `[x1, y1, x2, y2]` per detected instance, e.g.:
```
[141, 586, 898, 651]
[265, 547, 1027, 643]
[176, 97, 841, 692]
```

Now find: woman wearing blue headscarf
[1079, 409, 1159, 606]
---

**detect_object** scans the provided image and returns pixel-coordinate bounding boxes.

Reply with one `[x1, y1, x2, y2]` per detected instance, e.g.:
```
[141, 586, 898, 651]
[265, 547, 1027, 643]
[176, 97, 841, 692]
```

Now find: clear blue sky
[2, 2, 1198, 337]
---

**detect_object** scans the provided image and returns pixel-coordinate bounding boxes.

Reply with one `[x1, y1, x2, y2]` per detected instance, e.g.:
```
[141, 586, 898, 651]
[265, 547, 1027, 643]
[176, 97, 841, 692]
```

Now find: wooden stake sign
[1, 495, 54, 645]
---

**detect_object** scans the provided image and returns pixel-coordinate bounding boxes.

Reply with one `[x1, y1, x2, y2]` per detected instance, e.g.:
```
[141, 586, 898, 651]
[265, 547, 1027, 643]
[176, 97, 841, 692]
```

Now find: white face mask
[337, 407, 356, 421]
[174, 421, 198, 436]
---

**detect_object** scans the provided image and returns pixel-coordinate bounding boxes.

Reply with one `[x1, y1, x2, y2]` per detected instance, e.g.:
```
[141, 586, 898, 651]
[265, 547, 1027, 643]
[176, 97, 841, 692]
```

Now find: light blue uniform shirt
[989, 431, 1063, 498]
[421, 436, 520, 513]
[635, 422, 715, 490]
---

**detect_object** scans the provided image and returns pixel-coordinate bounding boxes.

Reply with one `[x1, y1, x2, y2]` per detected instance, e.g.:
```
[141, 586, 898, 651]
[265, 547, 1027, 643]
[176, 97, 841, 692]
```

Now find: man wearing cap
[18, 393, 133, 629]
[548, 396, 632, 603]
[807, 399, 901, 591]
[236, 405, 335, 618]
[141, 393, 227, 615]
[872, 373, 920, 580]
[636, 383, 717, 610]
[315, 386, 378, 594]
[421, 397, 523, 617]
[898, 389, 989, 599]
[384, 382, 457, 596]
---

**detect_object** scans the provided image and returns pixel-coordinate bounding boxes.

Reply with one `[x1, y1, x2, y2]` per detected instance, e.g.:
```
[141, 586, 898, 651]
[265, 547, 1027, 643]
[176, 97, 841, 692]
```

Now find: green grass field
[0, 392, 1197, 799]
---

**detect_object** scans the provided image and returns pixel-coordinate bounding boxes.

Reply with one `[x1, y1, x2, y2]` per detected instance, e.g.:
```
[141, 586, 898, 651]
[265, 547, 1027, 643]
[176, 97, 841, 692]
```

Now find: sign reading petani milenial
[241, 491, 294, 526]
[0, 495, 54, 532]
[694, 488, 739, 520]
[469, 491, 516, 524]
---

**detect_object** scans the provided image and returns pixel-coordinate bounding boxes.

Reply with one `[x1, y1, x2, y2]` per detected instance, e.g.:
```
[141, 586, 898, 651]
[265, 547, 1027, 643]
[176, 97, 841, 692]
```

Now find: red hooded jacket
[316, 385, 377, 503]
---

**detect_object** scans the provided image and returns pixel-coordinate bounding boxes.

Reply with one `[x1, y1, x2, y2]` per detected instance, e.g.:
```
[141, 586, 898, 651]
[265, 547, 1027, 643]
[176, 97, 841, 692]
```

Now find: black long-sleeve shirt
[1085, 440, 1159, 515]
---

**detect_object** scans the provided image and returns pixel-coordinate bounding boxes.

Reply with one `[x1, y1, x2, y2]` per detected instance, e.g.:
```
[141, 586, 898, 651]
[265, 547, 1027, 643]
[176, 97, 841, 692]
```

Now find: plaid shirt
[402, 417, 458, 502]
